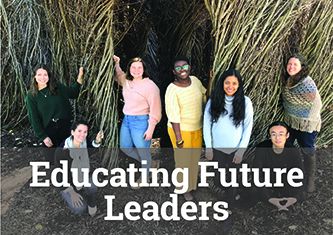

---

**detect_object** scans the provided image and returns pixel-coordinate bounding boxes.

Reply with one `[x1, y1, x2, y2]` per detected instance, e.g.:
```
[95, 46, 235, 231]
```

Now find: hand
[205, 151, 213, 160]
[268, 198, 284, 210]
[143, 130, 153, 141]
[232, 155, 242, 164]
[43, 137, 53, 147]
[77, 67, 83, 84]
[113, 55, 120, 64]
[278, 197, 297, 211]
[68, 190, 83, 208]
[95, 130, 104, 143]
[176, 140, 183, 149]
[79, 67, 84, 77]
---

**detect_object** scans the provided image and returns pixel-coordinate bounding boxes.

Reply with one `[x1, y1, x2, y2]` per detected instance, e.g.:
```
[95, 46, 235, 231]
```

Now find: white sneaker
[88, 206, 97, 217]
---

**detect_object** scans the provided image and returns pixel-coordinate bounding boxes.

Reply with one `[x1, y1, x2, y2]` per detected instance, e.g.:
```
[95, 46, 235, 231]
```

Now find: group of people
[26, 53, 322, 231]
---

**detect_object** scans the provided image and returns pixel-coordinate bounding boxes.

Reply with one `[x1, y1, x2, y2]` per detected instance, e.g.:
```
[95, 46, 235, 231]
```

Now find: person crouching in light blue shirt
[203, 69, 253, 232]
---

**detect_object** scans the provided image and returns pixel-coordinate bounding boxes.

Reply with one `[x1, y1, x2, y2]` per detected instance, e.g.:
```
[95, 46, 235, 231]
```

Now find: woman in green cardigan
[26, 65, 83, 164]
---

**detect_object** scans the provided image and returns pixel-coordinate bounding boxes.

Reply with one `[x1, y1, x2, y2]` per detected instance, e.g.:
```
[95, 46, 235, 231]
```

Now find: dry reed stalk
[205, 0, 332, 147]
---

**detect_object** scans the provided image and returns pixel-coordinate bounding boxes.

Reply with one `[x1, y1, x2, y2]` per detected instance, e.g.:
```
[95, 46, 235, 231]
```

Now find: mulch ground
[1, 127, 332, 235]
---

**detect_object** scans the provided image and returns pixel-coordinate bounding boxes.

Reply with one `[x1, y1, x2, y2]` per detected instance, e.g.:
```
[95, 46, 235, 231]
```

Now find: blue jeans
[60, 174, 97, 214]
[287, 126, 317, 157]
[120, 114, 152, 179]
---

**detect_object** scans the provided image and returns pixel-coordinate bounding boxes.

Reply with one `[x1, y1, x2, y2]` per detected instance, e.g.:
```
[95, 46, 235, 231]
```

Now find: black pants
[42, 119, 71, 165]
[212, 149, 241, 210]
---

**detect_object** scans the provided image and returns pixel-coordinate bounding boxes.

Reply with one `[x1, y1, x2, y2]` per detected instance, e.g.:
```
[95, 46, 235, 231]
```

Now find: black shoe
[222, 213, 232, 232]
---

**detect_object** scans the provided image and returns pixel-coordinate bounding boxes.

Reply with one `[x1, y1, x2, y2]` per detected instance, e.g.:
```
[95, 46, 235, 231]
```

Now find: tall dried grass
[205, 0, 333, 147]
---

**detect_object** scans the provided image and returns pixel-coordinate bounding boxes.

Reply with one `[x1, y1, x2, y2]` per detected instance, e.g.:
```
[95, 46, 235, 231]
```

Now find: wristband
[176, 140, 184, 145]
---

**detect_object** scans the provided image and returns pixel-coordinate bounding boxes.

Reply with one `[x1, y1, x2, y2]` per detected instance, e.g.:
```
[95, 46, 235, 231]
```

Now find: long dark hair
[209, 69, 245, 127]
[283, 53, 309, 87]
[125, 57, 150, 81]
[28, 64, 58, 97]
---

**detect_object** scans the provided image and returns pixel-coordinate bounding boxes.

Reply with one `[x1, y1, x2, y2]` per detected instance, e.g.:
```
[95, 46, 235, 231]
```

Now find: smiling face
[129, 61, 144, 80]
[269, 125, 290, 148]
[287, 57, 302, 77]
[224, 76, 239, 97]
[35, 68, 49, 89]
[71, 124, 88, 146]
[173, 60, 191, 80]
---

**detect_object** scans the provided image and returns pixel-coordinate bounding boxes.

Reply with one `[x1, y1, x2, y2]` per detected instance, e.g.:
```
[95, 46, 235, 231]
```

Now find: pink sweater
[115, 65, 161, 134]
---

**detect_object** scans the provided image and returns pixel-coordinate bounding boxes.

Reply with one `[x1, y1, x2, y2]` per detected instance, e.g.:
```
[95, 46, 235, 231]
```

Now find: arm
[54, 147, 73, 191]
[285, 148, 305, 201]
[144, 83, 162, 141]
[59, 67, 84, 99]
[93, 130, 104, 147]
[200, 79, 207, 104]
[171, 122, 183, 148]
[58, 67, 83, 99]
[253, 146, 271, 202]
[77, 67, 83, 84]
[203, 99, 213, 160]
[205, 70, 213, 101]
[113, 55, 126, 86]
[165, 86, 183, 148]
[26, 94, 49, 142]
[234, 97, 254, 160]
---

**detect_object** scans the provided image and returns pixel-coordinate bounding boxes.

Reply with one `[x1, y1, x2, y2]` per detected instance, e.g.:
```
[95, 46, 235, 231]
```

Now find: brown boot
[304, 155, 316, 192]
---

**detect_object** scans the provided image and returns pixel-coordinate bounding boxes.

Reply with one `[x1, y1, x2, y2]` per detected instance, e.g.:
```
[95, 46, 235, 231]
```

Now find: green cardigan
[26, 82, 81, 140]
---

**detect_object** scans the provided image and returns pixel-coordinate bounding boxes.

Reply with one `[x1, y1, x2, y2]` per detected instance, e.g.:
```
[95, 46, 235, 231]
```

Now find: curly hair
[28, 64, 58, 97]
[125, 57, 150, 81]
[209, 69, 245, 127]
[283, 53, 310, 87]
[171, 55, 190, 69]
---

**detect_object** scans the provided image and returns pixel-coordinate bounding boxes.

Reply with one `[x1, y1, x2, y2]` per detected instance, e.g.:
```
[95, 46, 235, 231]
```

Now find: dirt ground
[1, 127, 332, 235]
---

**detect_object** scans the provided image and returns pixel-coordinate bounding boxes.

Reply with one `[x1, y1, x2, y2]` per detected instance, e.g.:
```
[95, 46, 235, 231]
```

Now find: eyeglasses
[270, 133, 287, 138]
[174, 65, 189, 71]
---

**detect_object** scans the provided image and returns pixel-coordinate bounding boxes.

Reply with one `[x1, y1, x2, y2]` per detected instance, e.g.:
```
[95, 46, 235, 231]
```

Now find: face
[224, 76, 239, 97]
[287, 58, 302, 76]
[130, 61, 144, 79]
[35, 68, 49, 89]
[269, 126, 290, 148]
[173, 60, 191, 80]
[71, 124, 88, 145]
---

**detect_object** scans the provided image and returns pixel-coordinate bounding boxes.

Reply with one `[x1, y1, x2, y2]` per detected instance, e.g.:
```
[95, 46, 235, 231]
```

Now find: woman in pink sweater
[113, 55, 161, 189]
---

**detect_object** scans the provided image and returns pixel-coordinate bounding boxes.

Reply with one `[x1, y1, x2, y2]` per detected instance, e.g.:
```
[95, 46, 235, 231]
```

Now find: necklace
[39, 89, 49, 97]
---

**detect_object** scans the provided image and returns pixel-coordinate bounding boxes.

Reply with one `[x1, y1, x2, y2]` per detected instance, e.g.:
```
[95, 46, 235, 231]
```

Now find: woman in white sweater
[203, 69, 253, 232]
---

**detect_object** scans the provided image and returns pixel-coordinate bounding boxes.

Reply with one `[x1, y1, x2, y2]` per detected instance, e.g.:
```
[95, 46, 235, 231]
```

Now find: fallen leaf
[323, 219, 333, 224]
[33, 144, 37, 146]
[35, 224, 43, 230]
[25, 210, 33, 213]
[9, 130, 13, 133]
[289, 225, 297, 230]
[15, 138, 21, 141]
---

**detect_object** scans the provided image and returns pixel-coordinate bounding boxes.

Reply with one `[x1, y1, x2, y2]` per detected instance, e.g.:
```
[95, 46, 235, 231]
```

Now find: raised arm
[113, 55, 126, 85]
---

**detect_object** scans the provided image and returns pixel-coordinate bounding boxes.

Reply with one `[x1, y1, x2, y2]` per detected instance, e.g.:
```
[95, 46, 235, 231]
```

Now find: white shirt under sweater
[203, 95, 253, 158]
